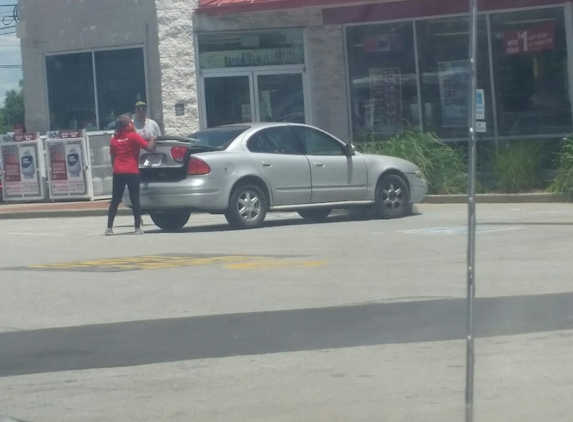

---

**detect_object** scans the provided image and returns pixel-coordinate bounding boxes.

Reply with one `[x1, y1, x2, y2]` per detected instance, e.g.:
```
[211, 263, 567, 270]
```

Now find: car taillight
[187, 158, 211, 175]
[170, 146, 187, 163]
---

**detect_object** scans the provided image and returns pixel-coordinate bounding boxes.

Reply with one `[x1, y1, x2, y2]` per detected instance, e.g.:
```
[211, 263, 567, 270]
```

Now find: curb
[422, 193, 569, 204]
[0, 208, 131, 220]
[0, 193, 569, 219]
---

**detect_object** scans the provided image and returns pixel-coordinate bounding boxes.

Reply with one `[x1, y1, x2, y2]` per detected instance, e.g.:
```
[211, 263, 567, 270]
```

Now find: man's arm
[145, 136, 157, 152]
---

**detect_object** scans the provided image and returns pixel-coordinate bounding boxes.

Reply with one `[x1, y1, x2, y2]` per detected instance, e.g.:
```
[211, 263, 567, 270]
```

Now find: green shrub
[355, 130, 467, 195]
[489, 141, 543, 193]
[548, 137, 573, 198]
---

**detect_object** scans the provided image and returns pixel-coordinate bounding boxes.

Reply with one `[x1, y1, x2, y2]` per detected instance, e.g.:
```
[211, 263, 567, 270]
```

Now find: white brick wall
[155, 0, 200, 136]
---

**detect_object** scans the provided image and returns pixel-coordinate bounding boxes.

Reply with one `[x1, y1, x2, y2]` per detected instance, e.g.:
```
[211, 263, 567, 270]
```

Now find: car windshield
[189, 126, 250, 149]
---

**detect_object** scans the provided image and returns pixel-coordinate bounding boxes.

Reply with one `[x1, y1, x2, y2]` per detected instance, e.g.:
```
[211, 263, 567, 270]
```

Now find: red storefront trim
[323, 0, 566, 25]
[197, 0, 395, 15]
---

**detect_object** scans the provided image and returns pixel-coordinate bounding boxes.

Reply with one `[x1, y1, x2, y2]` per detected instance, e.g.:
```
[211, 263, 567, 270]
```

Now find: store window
[346, 22, 418, 138]
[46, 48, 146, 131]
[46, 53, 96, 132]
[95, 49, 146, 131]
[491, 7, 572, 136]
[417, 16, 493, 139]
[198, 29, 305, 70]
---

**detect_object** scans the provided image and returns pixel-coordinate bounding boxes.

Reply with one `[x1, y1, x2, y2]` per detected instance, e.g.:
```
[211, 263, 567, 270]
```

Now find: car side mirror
[344, 143, 356, 156]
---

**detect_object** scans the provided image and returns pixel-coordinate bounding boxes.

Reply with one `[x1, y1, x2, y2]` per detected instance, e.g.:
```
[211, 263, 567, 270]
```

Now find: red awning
[197, 0, 390, 15]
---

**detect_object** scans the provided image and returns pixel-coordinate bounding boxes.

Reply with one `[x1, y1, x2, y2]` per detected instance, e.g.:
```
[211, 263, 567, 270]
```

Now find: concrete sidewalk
[0, 192, 569, 219]
[0, 199, 131, 219]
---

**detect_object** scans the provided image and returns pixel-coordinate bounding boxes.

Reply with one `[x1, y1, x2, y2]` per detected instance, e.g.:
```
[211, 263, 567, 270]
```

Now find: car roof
[195, 122, 305, 131]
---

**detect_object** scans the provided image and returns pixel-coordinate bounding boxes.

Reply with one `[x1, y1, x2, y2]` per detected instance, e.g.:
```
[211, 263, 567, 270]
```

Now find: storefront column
[155, 0, 200, 136]
[564, 2, 573, 127]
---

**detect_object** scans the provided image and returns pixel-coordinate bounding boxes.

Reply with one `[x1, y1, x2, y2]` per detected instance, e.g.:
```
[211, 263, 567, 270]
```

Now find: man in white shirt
[133, 101, 162, 140]
[132, 101, 161, 228]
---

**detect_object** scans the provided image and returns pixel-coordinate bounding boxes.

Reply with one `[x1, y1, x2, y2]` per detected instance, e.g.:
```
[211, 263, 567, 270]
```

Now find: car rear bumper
[122, 177, 230, 211]
[406, 174, 428, 204]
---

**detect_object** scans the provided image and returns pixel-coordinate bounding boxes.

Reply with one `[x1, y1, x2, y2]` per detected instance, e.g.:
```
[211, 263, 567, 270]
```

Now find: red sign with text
[14, 133, 38, 142]
[504, 22, 555, 56]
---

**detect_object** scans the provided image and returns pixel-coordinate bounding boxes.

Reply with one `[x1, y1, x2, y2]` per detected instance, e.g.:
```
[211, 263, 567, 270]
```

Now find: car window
[189, 126, 250, 149]
[291, 126, 344, 156]
[247, 127, 304, 155]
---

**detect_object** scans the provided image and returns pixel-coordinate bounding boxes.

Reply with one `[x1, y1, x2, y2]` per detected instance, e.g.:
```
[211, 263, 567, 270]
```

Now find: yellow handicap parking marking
[19, 254, 325, 272]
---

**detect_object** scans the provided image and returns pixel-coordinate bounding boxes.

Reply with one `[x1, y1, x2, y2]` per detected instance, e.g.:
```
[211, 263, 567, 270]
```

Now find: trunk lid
[139, 136, 221, 182]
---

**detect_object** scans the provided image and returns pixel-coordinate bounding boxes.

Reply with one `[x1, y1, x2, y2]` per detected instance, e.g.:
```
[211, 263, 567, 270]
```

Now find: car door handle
[262, 161, 272, 167]
[313, 162, 325, 167]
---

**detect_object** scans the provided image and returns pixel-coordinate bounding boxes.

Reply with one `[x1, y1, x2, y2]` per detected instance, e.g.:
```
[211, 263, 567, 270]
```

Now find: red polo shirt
[110, 131, 149, 174]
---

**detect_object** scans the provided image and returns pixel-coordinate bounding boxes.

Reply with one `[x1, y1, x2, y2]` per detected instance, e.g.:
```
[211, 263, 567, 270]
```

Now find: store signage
[1, 132, 38, 142]
[369, 68, 403, 135]
[0, 136, 45, 200]
[47, 130, 83, 139]
[199, 47, 304, 69]
[504, 22, 555, 56]
[15, 133, 38, 142]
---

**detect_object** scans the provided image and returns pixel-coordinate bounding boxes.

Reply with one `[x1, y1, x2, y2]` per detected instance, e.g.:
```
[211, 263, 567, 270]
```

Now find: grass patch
[548, 137, 573, 198]
[489, 141, 543, 193]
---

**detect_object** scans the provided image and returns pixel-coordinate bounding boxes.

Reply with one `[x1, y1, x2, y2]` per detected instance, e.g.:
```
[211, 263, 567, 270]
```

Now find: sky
[0, 0, 22, 107]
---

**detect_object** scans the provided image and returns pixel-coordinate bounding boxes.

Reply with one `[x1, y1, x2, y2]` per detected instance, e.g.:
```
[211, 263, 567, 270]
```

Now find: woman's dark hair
[115, 114, 133, 132]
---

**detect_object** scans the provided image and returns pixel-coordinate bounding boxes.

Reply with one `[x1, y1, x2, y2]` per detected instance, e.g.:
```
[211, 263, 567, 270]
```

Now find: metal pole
[466, 0, 478, 421]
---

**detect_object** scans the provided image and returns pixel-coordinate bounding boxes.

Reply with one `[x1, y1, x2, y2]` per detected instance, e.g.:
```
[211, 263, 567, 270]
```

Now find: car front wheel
[149, 210, 191, 231]
[225, 184, 268, 229]
[375, 174, 410, 219]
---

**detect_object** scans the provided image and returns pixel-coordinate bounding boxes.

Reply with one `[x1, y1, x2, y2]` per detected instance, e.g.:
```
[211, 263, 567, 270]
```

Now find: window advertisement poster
[0, 136, 45, 201]
[368, 68, 403, 135]
[504, 22, 555, 56]
[438, 60, 471, 127]
[46, 130, 92, 200]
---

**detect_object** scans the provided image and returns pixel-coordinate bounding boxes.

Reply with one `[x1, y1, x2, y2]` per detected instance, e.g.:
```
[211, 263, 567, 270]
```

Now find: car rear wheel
[225, 184, 268, 229]
[297, 208, 332, 222]
[149, 210, 191, 231]
[375, 174, 410, 219]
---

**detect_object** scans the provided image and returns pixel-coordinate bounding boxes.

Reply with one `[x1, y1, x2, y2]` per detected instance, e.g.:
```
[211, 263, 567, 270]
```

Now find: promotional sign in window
[438, 60, 470, 128]
[46, 130, 92, 199]
[369, 68, 403, 135]
[0, 134, 46, 201]
[504, 22, 555, 56]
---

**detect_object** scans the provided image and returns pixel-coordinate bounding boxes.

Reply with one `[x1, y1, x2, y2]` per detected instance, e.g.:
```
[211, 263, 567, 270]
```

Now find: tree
[1, 80, 25, 132]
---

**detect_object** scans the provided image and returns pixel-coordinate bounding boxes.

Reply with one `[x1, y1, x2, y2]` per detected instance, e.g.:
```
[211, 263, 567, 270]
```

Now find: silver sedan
[124, 123, 428, 230]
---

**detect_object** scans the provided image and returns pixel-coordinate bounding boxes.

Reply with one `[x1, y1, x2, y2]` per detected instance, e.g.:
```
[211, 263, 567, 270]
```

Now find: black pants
[107, 173, 141, 229]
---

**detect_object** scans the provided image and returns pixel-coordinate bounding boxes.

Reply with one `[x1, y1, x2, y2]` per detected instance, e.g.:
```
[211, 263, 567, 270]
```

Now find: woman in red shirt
[106, 114, 156, 235]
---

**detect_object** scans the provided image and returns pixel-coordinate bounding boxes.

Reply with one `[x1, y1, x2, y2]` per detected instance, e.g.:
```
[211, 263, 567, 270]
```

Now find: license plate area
[141, 153, 165, 167]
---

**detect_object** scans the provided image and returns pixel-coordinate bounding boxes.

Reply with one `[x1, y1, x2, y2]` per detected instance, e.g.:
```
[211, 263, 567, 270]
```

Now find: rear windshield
[189, 126, 250, 149]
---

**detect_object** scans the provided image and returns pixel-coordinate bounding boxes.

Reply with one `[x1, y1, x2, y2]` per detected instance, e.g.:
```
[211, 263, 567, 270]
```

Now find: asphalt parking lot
[0, 203, 572, 422]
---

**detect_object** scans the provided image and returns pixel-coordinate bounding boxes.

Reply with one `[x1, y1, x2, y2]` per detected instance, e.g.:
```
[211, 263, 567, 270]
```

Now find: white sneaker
[134, 227, 144, 235]
[105, 228, 113, 236]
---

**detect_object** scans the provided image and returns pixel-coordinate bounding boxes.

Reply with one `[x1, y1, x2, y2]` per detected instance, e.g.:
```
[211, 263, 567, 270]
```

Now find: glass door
[201, 70, 308, 128]
[202, 73, 254, 128]
[254, 72, 307, 124]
